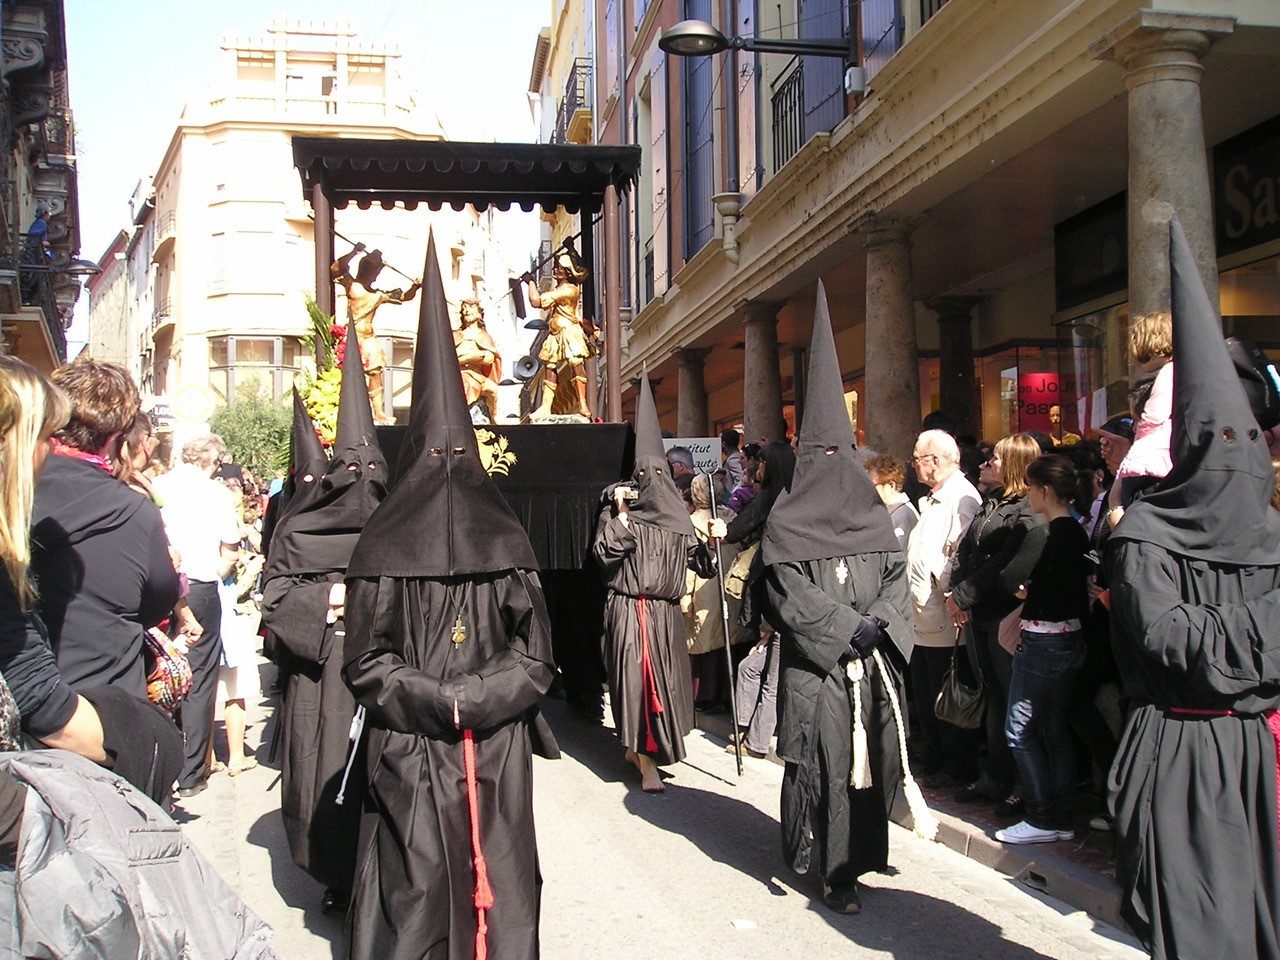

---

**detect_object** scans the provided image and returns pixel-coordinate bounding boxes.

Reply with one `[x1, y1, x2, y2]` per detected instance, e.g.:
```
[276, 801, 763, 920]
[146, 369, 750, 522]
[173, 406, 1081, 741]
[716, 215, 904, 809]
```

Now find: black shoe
[995, 793, 1025, 818]
[321, 888, 350, 913]
[822, 882, 862, 915]
[176, 780, 207, 799]
[953, 783, 986, 803]
[918, 771, 963, 789]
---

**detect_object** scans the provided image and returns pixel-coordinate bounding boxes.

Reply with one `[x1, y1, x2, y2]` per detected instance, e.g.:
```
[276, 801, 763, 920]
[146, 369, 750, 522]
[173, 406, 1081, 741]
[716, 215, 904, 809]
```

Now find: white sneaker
[995, 820, 1073, 844]
[1088, 814, 1113, 832]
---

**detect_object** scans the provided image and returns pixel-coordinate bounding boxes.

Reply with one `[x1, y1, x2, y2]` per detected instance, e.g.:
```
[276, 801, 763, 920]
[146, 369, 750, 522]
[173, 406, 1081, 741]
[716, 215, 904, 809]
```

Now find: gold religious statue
[1049, 404, 1081, 446]
[523, 249, 598, 419]
[454, 298, 502, 423]
[331, 243, 421, 423]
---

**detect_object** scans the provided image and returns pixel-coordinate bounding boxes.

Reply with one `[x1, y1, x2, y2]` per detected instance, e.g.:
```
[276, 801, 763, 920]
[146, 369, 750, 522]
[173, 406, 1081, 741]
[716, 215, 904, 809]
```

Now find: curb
[693, 710, 1126, 930]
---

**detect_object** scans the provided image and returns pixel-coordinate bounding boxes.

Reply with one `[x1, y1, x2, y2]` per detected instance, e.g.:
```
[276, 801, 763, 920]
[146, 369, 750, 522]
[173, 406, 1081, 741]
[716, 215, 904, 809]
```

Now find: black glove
[850, 615, 888, 657]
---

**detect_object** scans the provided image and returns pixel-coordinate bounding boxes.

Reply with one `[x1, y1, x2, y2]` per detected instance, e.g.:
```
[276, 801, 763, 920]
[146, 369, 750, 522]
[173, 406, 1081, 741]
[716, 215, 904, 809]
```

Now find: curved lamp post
[658, 18, 854, 61]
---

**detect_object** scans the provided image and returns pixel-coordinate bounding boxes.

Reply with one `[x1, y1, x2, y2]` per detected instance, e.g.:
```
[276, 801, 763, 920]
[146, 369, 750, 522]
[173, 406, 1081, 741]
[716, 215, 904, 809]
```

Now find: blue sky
[65, 0, 550, 349]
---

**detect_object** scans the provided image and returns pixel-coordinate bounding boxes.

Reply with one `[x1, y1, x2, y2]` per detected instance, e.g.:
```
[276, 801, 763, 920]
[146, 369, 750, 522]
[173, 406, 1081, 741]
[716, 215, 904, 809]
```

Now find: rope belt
[462, 728, 494, 960]
[636, 596, 665, 754]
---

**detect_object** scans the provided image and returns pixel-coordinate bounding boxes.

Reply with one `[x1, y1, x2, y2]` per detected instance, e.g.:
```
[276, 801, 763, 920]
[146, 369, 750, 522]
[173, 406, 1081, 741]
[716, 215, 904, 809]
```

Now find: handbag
[724, 541, 759, 600]
[144, 628, 193, 717]
[933, 625, 985, 729]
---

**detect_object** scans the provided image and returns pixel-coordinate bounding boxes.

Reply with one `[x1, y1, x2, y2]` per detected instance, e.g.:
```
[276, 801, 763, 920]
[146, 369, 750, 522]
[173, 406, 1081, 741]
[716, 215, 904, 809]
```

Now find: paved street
[178, 672, 1146, 960]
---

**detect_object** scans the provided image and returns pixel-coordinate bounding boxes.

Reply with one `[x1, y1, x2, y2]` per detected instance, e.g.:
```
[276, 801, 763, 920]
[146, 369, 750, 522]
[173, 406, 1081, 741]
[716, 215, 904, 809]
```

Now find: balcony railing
[771, 59, 804, 173]
[552, 57, 594, 144]
[921, 0, 949, 25]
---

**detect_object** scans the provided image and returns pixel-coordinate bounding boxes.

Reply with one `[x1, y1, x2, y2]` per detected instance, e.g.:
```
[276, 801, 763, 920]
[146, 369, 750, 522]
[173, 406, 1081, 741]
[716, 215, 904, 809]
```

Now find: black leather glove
[850, 615, 888, 657]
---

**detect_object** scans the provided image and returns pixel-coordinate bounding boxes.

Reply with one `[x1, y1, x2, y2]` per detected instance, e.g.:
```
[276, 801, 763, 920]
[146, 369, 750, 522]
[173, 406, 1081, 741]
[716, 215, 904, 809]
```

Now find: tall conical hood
[274, 388, 329, 524]
[334, 330, 379, 454]
[347, 229, 537, 578]
[763, 281, 899, 565]
[1113, 217, 1280, 565]
[625, 369, 694, 537]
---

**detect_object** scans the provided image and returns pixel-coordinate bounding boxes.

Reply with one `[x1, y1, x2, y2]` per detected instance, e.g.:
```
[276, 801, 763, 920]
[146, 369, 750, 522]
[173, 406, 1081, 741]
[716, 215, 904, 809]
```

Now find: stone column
[742, 301, 786, 442]
[1094, 11, 1234, 317]
[676, 348, 710, 437]
[928, 296, 981, 438]
[862, 217, 920, 461]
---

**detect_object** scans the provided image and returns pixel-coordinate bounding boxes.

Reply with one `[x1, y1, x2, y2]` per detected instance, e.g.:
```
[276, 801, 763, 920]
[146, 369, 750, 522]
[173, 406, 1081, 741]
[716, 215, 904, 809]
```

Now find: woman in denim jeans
[996, 454, 1090, 845]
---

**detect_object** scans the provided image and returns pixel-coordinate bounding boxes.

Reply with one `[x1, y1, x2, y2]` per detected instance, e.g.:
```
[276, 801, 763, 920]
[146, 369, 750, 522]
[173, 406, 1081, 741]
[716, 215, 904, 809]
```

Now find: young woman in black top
[995, 454, 1090, 845]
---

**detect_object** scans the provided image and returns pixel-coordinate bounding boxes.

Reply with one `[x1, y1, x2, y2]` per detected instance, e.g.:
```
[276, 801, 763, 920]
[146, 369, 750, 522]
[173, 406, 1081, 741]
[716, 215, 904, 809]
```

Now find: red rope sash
[462, 729, 494, 960]
[1170, 707, 1280, 850]
[636, 596, 664, 754]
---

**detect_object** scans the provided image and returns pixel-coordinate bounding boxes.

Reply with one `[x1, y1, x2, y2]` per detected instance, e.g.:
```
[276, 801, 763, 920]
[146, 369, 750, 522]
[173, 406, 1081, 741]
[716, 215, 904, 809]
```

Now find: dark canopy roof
[292, 137, 642, 214]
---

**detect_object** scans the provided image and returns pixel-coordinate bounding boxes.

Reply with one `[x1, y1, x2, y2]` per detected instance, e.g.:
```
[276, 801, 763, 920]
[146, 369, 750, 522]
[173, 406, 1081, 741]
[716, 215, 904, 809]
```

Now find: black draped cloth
[593, 513, 710, 766]
[342, 572, 557, 960]
[765, 555, 912, 886]
[1107, 541, 1280, 959]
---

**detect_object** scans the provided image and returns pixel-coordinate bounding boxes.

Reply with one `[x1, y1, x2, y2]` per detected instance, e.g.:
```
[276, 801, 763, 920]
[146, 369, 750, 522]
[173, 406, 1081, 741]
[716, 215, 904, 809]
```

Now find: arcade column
[928, 296, 981, 438]
[676, 347, 710, 437]
[862, 216, 920, 461]
[742, 301, 786, 442]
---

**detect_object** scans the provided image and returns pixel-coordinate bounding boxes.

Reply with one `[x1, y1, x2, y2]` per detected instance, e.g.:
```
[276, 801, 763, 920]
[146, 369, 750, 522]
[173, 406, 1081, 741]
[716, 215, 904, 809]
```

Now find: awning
[292, 137, 642, 214]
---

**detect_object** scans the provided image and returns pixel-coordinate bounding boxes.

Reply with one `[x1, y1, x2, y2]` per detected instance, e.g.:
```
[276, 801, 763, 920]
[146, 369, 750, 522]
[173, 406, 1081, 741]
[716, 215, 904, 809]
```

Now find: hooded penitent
[277, 387, 329, 521]
[762, 280, 900, 567]
[346, 229, 536, 579]
[265, 336, 387, 581]
[259, 331, 387, 895]
[627, 372, 696, 538]
[1105, 216, 1280, 960]
[1112, 218, 1280, 566]
[342, 230, 555, 960]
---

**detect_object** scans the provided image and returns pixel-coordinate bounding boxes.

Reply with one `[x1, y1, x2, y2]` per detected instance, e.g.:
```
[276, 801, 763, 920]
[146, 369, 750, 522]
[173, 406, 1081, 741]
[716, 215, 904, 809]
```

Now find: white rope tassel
[845, 657, 873, 789]
[872, 648, 939, 842]
[335, 705, 366, 807]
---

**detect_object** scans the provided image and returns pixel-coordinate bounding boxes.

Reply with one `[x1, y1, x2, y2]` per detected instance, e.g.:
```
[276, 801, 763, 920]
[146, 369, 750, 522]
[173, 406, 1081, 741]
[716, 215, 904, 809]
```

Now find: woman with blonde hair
[682, 472, 744, 711]
[0, 356, 107, 760]
[945, 432, 1048, 813]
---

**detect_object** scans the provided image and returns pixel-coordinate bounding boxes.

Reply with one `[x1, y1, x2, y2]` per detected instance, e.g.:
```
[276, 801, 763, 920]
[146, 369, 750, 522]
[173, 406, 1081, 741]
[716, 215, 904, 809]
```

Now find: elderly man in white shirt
[906, 428, 981, 786]
[153, 435, 242, 798]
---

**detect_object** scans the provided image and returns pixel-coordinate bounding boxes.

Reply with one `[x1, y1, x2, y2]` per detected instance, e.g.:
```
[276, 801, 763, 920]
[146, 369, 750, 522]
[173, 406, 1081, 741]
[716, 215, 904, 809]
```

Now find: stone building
[87, 17, 525, 433]
[0, 0, 86, 372]
[551, 0, 1280, 459]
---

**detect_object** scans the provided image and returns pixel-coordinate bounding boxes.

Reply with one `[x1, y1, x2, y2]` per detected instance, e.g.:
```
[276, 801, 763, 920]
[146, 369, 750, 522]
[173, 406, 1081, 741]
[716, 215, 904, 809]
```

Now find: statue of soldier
[331, 243, 421, 423]
[523, 248, 598, 420]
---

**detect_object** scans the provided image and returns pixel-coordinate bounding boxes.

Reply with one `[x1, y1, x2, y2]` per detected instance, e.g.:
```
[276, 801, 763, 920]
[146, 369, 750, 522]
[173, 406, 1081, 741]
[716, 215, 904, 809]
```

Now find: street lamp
[658, 19, 855, 62]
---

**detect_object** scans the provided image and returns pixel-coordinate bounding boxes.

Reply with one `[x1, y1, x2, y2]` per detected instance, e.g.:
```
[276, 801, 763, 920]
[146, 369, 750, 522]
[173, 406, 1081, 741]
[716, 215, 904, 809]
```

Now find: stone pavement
[178, 667, 1147, 960]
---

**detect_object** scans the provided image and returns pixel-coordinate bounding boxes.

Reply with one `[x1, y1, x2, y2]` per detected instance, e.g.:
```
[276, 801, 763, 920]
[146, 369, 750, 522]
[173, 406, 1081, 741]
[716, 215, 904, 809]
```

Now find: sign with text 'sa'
[662, 437, 721, 474]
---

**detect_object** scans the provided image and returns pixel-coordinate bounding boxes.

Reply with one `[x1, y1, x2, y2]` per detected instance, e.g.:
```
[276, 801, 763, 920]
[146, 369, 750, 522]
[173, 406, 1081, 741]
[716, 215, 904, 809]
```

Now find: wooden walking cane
[705, 472, 743, 778]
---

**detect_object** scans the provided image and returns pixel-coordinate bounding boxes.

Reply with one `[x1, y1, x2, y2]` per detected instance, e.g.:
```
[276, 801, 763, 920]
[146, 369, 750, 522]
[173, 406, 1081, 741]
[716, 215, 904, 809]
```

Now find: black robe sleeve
[687, 540, 716, 580]
[764, 561, 863, 674]
[260, 575, 336, 665]
[1111, 540, 1280, 694]
[864, 552, 914, 661]
[343, 573, 556, 737]
[592, 511, 636, 575]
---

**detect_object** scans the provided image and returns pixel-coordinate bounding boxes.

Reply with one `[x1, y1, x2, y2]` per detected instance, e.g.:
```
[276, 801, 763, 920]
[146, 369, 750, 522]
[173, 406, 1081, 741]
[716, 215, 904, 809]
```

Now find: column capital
[854, 213, 920, 250]
[926, 295, 983, 322]
[741, 300, 782, 326]
[676, 346, 711, 366]
[1092, 10, 1234, 88]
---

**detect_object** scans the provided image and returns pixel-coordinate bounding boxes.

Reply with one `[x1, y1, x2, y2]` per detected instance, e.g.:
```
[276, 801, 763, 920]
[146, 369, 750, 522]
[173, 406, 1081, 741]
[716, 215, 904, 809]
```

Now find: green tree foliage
[209, 379, 292, 478]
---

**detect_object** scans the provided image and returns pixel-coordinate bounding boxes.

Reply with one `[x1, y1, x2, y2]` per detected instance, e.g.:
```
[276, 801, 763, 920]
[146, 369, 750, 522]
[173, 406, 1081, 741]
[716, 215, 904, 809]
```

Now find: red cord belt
[636, 596, 664, 754]
[462, 729, 493, 960]
[1168, 707, 1280, 849]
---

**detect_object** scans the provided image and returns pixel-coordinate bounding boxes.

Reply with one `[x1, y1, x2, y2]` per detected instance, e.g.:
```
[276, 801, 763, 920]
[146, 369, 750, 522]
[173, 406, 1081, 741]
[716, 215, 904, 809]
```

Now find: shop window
[208, 335, 302, 402]
[1221, 253, 1280, 346]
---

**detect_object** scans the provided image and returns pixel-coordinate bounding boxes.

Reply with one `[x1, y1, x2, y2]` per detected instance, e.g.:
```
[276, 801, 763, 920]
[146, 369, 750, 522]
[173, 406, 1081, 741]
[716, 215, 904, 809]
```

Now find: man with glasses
[905, 429, 981, 786]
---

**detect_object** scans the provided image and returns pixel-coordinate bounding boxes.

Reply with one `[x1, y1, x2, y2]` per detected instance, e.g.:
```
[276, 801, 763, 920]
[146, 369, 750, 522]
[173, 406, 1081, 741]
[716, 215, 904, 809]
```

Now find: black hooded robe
[593, 513, 709, 766]
[1107, 543, 1280, 960]
[765, 555, 912, 885]
[342, 572, 556, 960]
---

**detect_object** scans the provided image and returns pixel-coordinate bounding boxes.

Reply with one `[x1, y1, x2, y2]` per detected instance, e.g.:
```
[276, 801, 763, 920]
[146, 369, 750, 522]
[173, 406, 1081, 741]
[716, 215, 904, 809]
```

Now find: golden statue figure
[454, 298, 502, 424]
[331, 243, 421, 423]
[523, 249, 598, 420]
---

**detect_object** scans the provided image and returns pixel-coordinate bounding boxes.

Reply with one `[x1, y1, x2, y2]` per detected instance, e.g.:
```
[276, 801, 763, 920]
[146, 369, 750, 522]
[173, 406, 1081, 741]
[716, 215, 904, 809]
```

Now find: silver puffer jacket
[0, 750, 277, 960]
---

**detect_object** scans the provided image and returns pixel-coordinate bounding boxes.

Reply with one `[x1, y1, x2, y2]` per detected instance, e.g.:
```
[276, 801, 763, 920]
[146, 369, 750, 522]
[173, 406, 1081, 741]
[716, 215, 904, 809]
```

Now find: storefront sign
[662, 437, 721, 473]
[1215, 115, 1280, 258]
[1017, 372, 1066, 434]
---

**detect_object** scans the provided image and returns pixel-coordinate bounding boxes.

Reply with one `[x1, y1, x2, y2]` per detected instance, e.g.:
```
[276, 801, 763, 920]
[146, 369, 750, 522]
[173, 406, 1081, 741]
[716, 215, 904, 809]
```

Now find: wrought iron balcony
[771, 58, 804, 173]
[552, 58, 594, 145]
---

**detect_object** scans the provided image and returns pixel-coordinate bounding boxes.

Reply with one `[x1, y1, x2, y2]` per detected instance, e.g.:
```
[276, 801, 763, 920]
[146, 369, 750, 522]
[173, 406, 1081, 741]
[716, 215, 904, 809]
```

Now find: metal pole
[724, 0, 740, 193]
[311, 181, 335, 366]
[603, 184, 622, 422]
[706, 472, 743, 778]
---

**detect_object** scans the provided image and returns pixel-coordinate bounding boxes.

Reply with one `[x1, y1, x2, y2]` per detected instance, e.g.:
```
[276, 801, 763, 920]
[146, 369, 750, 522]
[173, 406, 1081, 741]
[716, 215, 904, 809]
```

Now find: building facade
[88, 18, 526, 430]
[0, 0, 85, 372]
[555, 0, 1280, 459]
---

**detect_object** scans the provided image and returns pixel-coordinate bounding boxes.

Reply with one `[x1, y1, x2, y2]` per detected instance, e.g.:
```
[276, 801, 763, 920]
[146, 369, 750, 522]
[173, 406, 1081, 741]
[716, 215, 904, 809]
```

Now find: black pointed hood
[626, 372, 694, 537]
[264, 341, 388, 581]
[275, 388, 329, 522]
[1113, 217, 1280, 566]
[347, 230, 537, 579]
[763, 281, 899, 565]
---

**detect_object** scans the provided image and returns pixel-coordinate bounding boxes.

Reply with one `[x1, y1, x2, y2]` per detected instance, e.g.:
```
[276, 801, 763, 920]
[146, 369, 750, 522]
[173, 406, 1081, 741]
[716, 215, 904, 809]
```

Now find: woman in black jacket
[945, 433, 1046, 811]
[724, 441, 796, 630]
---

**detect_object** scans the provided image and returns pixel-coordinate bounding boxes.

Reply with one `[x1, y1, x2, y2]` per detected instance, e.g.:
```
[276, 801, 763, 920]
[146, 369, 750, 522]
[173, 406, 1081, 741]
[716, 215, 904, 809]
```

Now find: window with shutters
[862, 0, 904, 81]
[649, 50, 670, 296]
[799, 0, 847, 143]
